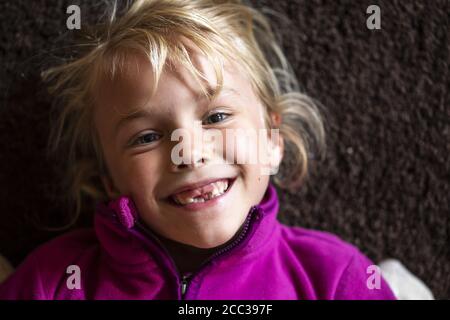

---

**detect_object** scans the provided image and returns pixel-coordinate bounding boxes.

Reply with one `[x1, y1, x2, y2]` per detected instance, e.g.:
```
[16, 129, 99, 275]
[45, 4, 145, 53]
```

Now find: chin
[188, 232, 236, 249]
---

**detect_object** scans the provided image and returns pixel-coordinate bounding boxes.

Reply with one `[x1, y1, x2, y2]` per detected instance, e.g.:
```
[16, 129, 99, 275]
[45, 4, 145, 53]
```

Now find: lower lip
[165, 178, 236, 211]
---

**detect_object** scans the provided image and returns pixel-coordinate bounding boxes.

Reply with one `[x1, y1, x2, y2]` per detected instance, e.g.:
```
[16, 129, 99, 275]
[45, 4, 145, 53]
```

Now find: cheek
[234, 132, 257, 164]
[202, 126, 259, 164]
[221, 127, 268, 167]
[116, 154, 162, 193]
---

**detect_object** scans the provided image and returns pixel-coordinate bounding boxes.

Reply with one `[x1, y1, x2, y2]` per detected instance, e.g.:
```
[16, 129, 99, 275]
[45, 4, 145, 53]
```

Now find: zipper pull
[181, 274, 191, 298]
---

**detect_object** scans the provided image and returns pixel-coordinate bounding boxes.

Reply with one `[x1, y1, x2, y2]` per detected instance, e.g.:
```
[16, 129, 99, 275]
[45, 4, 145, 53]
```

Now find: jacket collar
[94, 183, 280, 266]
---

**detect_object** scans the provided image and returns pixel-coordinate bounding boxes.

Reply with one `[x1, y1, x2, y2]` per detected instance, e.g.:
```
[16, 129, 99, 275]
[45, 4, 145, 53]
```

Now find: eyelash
[203, 111, 230, 125]
[131, 132, 162, 146]
[130, 111, 231, 147]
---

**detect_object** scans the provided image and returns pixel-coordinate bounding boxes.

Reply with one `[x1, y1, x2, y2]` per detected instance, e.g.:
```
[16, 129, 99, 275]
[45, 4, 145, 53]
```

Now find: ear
[270, 111, 282, 128]
[265, 112, 284, 175]
[267, 132, 284, 175]
[101, 174, 121, 199]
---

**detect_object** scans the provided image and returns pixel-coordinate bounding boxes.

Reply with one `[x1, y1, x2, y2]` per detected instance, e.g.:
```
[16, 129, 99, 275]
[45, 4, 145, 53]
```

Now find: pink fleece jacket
[0, 184, 396, 299]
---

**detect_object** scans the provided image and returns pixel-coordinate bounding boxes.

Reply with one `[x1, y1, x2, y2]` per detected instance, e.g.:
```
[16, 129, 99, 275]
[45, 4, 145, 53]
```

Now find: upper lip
[167, 177, 234, 198]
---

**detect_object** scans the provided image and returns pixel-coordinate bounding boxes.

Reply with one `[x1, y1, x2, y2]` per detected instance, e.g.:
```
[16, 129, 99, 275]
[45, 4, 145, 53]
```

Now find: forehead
[92, 43, 258, 122]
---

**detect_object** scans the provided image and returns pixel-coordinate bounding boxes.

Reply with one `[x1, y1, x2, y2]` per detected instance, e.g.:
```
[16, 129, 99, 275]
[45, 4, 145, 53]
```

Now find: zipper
[132, 206, 260, 299]
[181, 273, 191, 297]
[134, 220, 184, 283]
[176, 206, 260, 299]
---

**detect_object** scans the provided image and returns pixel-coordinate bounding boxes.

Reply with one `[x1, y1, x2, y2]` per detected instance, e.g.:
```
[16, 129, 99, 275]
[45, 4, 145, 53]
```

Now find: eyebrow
[114, 109, 153, 137]
[113, 87, 239, 135]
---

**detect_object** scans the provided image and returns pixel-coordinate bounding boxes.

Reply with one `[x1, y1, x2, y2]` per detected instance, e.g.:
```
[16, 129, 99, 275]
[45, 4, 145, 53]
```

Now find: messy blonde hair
[42, 0, 326, 228]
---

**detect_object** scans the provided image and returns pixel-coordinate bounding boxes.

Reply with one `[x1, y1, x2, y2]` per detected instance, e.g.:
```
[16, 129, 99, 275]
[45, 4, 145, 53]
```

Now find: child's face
[94, 47, 281, 248]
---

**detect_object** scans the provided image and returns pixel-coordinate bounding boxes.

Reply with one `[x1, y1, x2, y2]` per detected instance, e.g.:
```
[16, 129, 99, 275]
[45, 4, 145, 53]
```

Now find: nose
[174, 149, 207, 171]
[169, 125, 208, 172]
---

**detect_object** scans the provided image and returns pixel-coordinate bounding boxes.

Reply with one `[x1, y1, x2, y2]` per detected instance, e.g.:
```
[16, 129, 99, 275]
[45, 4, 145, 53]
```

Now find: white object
[379, 258, 434, 300]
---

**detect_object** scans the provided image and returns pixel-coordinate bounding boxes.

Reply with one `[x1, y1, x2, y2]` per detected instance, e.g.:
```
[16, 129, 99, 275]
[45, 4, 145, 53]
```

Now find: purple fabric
[0, 184, 396, 299]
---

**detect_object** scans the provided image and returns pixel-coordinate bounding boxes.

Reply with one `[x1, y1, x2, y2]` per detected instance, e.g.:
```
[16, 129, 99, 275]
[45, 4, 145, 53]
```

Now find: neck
[156, 224, 245, 275]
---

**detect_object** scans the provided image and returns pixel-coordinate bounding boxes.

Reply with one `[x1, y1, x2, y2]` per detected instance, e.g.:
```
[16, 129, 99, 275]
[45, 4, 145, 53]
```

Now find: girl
[0, 0, 395, 299]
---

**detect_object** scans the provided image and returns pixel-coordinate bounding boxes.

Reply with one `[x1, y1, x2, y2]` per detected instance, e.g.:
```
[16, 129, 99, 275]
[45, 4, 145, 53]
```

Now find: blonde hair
[42, 0, 326, 229]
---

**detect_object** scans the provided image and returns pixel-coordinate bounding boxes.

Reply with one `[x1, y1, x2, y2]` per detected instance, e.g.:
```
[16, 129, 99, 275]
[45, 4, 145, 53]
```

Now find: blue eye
[204, 112, 229, 125]
[132, 132, 161, 146]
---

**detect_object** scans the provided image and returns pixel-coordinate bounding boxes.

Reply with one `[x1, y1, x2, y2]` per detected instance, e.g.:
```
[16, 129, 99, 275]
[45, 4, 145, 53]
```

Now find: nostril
[194, 157, 205, 163]
[175, 157, 206, 170]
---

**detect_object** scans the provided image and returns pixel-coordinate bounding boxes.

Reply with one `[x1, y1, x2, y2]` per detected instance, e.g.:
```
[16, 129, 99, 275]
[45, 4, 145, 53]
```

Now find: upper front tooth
[174, 196, 194, 204]
[216, 180, 227, 194]
[214, 181, 225, 194]
[183, 197, 194, 204]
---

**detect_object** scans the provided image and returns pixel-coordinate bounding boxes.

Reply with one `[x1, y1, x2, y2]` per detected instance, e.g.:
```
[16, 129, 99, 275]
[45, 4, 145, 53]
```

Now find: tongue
[173, 181, 218, 200]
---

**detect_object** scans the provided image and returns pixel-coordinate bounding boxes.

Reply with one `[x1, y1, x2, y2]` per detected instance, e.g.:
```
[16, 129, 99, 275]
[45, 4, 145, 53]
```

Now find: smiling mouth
[168, 178, 236, 206]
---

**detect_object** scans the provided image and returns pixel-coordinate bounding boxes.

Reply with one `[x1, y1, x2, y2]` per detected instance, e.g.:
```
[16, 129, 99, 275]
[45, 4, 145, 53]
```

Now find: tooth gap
[171, 179, 233, 206]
